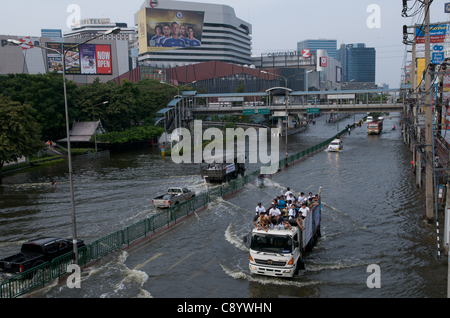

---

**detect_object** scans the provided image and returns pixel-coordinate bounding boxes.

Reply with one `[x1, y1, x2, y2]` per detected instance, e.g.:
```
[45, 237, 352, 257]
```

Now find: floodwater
[0, 113, 447, 298]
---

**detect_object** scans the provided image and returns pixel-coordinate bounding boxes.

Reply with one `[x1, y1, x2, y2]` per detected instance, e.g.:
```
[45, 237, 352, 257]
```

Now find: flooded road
[1, 113, 447, 298]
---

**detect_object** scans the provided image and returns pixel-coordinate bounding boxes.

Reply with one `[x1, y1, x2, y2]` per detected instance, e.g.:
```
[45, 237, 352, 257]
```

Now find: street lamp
[261, 70, 303, 166]
[8, 26, 120, 264]
[93, 101, 109, 152]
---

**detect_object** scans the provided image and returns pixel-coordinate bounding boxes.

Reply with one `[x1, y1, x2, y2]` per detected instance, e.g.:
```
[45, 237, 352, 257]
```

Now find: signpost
[306, 108, 320, 114]
[258, 109, 271, 115]
[243, 109, 256, 115]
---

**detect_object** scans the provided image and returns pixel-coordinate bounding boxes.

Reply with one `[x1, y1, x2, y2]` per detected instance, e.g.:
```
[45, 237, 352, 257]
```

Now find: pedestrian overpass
[164, 88, 405, 132]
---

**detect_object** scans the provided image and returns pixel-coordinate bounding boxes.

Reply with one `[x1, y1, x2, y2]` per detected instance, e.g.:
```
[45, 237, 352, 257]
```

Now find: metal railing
[0, 126, 351, 298]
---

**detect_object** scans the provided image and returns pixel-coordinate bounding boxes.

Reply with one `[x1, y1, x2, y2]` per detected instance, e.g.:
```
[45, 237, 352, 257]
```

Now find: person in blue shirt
[185, 26, 201, 47]
[161, 22, 186, 48]
[149, 25, 164, 47]
[158, 24, 172, 46]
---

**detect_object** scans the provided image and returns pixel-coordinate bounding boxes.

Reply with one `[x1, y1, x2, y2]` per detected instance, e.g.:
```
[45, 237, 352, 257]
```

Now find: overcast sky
[2, 0, 449, 88]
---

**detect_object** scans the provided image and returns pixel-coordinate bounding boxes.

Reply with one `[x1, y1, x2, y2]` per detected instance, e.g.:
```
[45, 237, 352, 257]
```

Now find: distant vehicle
[327, 139, 343, 152]
[368, 120, 383, 135]
[366, 116, 373, 122]
[152, 187, 196, 208]
[0, 237, 85, 277]
[200, 155, 245, 183]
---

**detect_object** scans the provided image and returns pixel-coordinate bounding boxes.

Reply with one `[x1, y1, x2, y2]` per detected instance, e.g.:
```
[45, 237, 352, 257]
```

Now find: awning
[157, 107, 174, 114]
[167, 99, 182, 107]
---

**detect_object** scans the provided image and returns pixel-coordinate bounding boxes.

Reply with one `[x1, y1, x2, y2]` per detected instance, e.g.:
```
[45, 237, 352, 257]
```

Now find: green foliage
[0, 73, 76, 140]
[94, 125, 164, 145]
[0, 74, 194, 148]
[0, 95, 45, 179]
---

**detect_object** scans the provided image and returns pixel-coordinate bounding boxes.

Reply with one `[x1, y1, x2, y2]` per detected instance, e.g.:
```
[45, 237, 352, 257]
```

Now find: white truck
[244, 189, 322, 278]
[152, 187, 195, 208]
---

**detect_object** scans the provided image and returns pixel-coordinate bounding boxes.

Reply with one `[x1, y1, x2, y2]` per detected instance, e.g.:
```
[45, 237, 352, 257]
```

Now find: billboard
[138, 7, 205, 54]
[46, 43, 112, 75]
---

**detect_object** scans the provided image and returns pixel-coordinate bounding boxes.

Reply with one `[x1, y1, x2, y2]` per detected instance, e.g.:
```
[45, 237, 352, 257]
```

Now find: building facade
[337, 43, 376, 84]
[135, 0, 252, 68]
[297, 39, 337, 60]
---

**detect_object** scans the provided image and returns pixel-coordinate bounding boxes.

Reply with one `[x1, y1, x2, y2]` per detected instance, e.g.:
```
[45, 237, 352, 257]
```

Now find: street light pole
[93, 101, 109, 152]
[262, 70, 303, 166]
[8, 26, 120, 264]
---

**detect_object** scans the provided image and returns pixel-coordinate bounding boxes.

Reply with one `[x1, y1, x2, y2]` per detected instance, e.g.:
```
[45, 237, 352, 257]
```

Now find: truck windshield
[250, 234, 292, 254]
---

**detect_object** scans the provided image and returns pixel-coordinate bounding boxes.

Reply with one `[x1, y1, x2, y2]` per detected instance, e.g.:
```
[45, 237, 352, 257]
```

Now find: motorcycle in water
[257, 174, 265, 188]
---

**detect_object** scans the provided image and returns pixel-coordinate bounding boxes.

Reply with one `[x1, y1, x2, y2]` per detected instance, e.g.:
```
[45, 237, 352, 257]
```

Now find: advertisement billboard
[138, 7, 205, 54]
[46, 43, 112, 75]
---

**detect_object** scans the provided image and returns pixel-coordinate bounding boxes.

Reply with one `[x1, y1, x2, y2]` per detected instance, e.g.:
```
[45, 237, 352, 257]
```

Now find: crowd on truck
[253, 187, 321, 232]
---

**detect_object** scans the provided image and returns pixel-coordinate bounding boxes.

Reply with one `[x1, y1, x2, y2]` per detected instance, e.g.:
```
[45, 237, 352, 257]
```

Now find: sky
[2, 0, 450, 88]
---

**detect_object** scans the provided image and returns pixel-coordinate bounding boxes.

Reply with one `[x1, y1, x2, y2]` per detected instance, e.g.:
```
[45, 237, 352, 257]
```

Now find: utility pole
[424, 0, 434, 221]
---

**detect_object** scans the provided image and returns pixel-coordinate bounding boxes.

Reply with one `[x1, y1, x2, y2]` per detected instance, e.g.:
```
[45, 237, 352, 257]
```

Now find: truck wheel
[296, 259, 305, 274]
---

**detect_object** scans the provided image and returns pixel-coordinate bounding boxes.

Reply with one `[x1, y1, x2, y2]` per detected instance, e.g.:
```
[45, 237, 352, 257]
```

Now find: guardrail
[0, 124, 353, 298]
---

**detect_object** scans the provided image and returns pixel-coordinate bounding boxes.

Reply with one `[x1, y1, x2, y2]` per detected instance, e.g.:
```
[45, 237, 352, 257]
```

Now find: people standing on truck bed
[252, 187, 320, 230]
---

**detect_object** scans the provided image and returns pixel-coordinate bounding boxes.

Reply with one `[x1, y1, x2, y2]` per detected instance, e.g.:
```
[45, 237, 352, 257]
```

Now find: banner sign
[46, 43, 112, 75]
[139, 7, 205, 54]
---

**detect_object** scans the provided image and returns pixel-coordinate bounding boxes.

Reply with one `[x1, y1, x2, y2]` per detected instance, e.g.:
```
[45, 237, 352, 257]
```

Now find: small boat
[327, 139, 343, 152]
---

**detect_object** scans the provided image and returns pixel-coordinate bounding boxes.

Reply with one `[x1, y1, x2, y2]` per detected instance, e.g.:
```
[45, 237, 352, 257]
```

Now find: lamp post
[8, 26, 120, 264]
[261, 70, 303, 166]
[93, 101, 109, 152]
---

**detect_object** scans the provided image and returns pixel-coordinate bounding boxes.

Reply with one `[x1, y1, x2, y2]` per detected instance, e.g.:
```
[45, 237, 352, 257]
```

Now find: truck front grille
[255, 259, 287, 267]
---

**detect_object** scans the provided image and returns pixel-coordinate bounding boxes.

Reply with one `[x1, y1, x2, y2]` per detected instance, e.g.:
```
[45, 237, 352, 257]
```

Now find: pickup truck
[0, 237, 85, 277]
[152, 187, 195, 208]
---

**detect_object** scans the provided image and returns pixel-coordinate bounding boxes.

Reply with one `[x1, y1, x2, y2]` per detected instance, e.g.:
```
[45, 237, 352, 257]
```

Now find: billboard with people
[138, 7, 204, 54]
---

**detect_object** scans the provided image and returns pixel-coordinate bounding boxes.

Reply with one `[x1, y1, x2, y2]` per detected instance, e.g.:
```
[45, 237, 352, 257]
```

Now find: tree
[0, 95, 44, 182]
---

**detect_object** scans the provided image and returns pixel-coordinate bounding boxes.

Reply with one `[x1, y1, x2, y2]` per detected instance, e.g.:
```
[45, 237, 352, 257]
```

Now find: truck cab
[248, 227, 303, 277]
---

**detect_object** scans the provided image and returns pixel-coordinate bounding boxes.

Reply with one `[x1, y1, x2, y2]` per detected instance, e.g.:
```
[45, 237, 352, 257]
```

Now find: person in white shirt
[299, 202, 310, 218]
[298, 192, 307, 205]
[287, 193, 296, 204]
[254, 203, 266, 221]
[288, 205, 297, 220]
[269, 206, 282, 225]
[284, 187, 294, 198]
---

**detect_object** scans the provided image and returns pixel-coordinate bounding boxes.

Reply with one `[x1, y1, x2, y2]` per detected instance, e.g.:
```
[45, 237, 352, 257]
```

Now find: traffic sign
[432, 52, 445, 65]
[258, 109, 271, 115]
[307, 108, 320, 114]
[243, 109, 256, 115]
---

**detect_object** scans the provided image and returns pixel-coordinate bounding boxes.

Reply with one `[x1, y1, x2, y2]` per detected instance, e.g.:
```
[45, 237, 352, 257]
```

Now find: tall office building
[297, 39, 337, 59]
[337, 43, 376, 84]
[135, 0, 252, 68]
